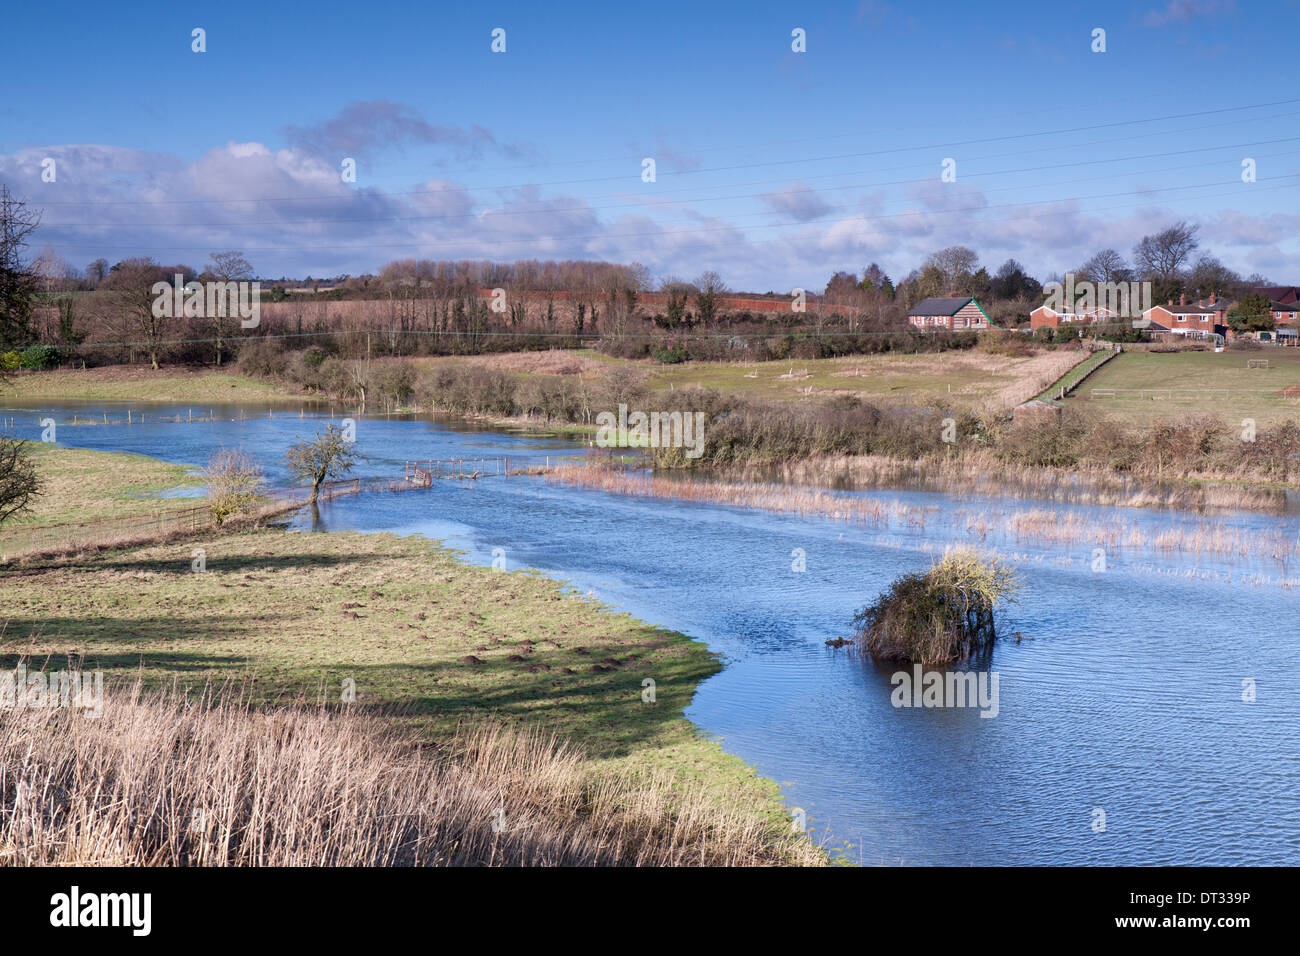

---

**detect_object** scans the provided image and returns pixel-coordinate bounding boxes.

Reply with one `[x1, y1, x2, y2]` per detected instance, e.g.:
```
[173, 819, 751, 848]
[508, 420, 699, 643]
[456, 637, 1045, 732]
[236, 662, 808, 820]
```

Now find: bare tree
[693, 270, 728, 327]
[0, 184, 41, 350]
[1078, 249, 1131, 284]
[285, 424, 359, 503]
[923, 246, 979, 294]
[103, 258, 169, 369]
[1133, 221, 1200, 280]
[0, 434, 40, 525]
[205, 251, 254, 366]
[85, 258, 109, 285]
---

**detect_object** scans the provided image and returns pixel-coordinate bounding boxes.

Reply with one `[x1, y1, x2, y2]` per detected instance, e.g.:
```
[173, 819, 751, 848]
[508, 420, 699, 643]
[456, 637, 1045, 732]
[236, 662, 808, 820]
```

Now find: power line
[36, 140, 1300, 231]
[22, 98, 1300, 208]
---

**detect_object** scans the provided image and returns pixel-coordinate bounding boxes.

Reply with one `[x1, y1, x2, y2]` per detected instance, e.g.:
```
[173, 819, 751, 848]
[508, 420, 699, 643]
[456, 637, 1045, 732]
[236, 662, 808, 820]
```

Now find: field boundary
[0, 479, 360, 561]
[1033, 348, 1119, 404]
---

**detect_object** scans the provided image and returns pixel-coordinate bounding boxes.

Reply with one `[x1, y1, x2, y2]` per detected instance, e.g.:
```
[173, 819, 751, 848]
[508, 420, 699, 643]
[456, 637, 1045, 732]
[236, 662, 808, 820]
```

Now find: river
[6, 399, 1299, 865]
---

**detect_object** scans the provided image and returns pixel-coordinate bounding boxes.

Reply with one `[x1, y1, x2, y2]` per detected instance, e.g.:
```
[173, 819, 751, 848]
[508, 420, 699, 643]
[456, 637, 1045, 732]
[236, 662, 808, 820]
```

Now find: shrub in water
[853, 548, 1022, 665]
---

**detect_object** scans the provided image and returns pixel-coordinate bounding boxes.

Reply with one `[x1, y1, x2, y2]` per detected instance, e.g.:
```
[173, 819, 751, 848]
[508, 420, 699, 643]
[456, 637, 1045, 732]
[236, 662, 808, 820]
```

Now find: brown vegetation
[0, 683, 821, 866]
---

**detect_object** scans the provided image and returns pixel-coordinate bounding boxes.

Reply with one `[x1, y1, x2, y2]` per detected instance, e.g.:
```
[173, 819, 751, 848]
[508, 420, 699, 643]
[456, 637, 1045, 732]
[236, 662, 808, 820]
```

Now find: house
[1029, 304, 1116, 330]
[907, 297, 992, 331]
[1141, 294, 1233, 342]
[1265, 300, 1300, 329]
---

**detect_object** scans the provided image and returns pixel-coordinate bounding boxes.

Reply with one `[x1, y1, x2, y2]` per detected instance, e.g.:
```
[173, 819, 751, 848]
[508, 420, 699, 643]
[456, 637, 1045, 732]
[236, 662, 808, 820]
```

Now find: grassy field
[7, 347, 1088, 416]
[1033, 349, 1114, 403]
[434, 347, 1089, 412]
[3, 443, 201, 532]
[1, 366, 306, 403]
[1064, 349, 1300, 425]
[0, 448, 820, 862]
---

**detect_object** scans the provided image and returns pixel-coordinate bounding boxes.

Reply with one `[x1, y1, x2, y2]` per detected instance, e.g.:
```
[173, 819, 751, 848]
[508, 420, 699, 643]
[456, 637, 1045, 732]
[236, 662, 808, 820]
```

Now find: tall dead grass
[548, 464, 1297, 572]
[0, 684, 821, 867]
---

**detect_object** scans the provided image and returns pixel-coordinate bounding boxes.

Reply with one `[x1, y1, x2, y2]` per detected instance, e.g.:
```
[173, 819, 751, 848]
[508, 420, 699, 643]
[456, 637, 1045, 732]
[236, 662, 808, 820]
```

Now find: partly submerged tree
[0, 434, 41, 525]
[203, 448, 266, 527]
[285, 424, 358, 503]
[854, 548, 1022, 666]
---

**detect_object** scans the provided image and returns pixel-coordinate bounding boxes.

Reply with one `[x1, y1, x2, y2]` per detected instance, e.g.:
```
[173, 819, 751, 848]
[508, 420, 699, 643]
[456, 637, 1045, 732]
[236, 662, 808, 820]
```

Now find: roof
[1251, 286, 1300, 302]
[907, 296, 975, 317]
[1149, 303, 1219, 315]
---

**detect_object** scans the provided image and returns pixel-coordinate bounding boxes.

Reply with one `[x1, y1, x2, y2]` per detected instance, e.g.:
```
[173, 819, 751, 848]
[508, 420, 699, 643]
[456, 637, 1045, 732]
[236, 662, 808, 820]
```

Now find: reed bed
[0, 683, 822, 867]
[548, 464, 1297, 572]
[742, 453, 1289, 514]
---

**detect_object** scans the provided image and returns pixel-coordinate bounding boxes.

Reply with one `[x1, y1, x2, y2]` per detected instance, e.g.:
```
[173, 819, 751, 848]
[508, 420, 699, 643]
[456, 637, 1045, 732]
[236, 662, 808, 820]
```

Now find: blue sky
[3, 0, 1297, 289]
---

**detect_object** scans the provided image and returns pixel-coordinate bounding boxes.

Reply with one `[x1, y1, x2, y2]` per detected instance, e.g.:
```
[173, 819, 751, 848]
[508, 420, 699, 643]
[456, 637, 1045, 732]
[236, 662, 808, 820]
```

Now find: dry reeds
[547, 464, 1298, 573]
[854, 548, 1021, 665]
[0, 683, 821, 867]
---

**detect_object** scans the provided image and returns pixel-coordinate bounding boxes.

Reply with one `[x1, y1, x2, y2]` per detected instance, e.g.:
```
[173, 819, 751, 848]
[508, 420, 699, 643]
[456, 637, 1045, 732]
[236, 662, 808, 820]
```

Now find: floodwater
[6, 399, 1299, 865]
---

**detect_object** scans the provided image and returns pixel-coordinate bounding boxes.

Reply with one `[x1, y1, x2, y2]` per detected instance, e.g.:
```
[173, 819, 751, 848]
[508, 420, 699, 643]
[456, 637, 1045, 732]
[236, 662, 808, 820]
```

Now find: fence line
[0, 478, 360, 561]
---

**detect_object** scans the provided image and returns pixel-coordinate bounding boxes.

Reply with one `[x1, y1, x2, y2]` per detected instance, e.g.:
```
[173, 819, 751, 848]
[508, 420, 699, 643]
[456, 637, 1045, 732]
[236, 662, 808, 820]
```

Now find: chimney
[1180, 292, 1186, 306]
[1168, 298, 1174, 307]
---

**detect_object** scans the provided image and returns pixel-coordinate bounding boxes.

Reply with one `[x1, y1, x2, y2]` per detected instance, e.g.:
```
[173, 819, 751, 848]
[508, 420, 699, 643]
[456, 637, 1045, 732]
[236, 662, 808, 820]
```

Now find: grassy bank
[1, 365, 306, 403]
[0, 450, 822, 865]
[4, 443, 202, 530]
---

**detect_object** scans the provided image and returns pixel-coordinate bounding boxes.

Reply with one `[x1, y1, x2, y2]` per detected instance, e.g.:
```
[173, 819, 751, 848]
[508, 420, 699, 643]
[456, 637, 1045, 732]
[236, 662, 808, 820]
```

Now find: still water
[7, 401, 1299, 865]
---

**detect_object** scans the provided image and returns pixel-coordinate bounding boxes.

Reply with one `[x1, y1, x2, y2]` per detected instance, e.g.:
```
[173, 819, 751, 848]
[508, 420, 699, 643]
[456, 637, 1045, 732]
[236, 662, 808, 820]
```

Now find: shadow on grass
[1, 611, 717, 759]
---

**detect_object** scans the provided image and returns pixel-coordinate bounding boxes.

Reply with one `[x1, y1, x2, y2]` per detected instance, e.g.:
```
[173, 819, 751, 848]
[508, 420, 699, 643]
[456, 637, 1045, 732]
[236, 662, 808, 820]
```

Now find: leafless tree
[923, 246, 979, 294]
[103, 258, 169, 369]
[0, 434, 40, 525]
[0, 184, 41, 350]
[1133, 221, 1200, 280]
[285, 424, 359, 503]
[204, 251, 254, 366]
[1078, 249, 1131, 284]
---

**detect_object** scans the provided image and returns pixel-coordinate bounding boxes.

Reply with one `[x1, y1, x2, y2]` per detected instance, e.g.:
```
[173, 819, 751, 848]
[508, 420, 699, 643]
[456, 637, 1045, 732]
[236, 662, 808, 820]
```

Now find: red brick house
[907, 297, 992, 331]
[1029, 305, 1116, 329]
[1141, 294, 1232, 341]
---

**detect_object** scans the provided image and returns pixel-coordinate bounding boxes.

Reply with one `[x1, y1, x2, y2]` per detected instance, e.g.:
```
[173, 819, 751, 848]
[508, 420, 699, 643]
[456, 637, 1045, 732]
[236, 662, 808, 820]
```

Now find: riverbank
[0, 447, 823, 866]
[11, 359, 1300, 514]
[1, 365, 307, 403]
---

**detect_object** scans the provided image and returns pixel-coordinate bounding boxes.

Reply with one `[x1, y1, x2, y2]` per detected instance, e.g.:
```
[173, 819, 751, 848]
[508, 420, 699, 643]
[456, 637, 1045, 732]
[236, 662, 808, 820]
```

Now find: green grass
[0, 447, 809, 850]
[4, 442, 202, 531]
[1064, 349, 1300, 424]
[1033, 349, 1113, 403]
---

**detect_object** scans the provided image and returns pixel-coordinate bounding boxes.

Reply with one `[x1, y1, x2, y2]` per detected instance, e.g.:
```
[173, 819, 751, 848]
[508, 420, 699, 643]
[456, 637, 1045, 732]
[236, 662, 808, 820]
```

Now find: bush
[651, 344, 689, 364]
[19, 345, 60, 370]
[238, 339, 288, 378]
[853, 548, 1022, 665]
[1, 351, 20, 372]
[371, 361, 418, 408]
[202, 448, 266, 527]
